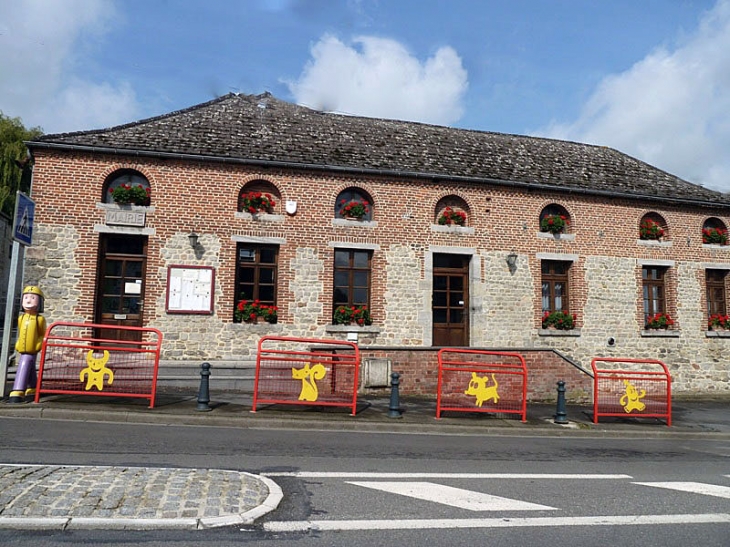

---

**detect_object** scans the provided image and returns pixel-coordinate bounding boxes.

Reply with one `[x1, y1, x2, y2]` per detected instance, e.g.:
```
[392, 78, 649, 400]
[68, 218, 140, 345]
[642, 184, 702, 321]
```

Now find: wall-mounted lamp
[188, 232, 199, 248]
[506, 252, 518, 273]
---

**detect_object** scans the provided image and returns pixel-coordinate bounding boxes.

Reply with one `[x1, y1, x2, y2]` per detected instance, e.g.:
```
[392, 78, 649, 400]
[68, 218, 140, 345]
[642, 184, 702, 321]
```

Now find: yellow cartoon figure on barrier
[292, 362, 326, 401]
[464, 372, 500, 407]
[619, 379, 646, 413]
[80, 350, 114, 391]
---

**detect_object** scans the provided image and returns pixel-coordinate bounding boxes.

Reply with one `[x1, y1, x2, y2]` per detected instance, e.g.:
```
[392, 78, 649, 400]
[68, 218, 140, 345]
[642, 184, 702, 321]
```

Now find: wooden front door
[95, 234, 147, 341]
[432, 253, 469, 346]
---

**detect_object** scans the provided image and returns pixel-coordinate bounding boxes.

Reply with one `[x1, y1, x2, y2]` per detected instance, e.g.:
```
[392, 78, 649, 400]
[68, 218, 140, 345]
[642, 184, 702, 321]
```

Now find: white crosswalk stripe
[346, 481, 556, 511]
[262, 472, 632, 479]
[264, 513, 730, 532]
[633, 481, 730, 499]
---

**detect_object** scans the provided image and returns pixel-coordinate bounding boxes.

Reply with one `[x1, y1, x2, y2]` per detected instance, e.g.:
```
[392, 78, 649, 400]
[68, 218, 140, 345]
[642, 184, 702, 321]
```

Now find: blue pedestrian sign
[13, 192, 35, 246]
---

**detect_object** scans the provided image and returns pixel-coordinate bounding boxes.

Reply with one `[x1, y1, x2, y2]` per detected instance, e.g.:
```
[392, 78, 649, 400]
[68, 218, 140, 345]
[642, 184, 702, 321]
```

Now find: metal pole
[388, 372, 402, 418]
[196, 362, 212, 411]
[0, 241, 22, 398]
[554, 380, 569, 424]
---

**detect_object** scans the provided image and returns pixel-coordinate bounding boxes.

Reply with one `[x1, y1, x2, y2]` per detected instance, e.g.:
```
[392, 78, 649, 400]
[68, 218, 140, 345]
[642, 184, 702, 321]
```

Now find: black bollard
[388, 372, 403, 418]
[196, 362, 212, 412]
[554, 380, 568, 424]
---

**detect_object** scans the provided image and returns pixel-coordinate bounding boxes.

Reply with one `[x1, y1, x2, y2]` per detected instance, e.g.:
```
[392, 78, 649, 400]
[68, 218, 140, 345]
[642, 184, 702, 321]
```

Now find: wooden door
[432, 253, 469, 346]
[95, 234, 147, 341]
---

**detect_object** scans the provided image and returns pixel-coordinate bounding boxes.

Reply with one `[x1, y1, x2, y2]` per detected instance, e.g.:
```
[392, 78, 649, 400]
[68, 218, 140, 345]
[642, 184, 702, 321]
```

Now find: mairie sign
[13, 192, 35, 246]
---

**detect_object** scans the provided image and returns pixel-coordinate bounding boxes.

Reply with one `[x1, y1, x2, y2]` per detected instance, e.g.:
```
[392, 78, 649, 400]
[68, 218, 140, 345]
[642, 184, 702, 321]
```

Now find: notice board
[166, 266, 215, 314]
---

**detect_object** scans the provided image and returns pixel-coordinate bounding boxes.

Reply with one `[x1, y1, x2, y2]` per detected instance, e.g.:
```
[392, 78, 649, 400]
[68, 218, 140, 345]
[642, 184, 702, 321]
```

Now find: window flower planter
[234, 298, 278, 324]
[437, 207, 467, 226]
[333, 305, 372, 326]
[241, 191, 276, 214]
[708, 313, 730, 330]
[541, 310, 575, 330]
[109, 184, 150, 206]
[703, 227, 728, 245]
[645, 312, 673, 330]
[540, 214, 569, 234]
[640, 219, 665, 240]
[339, 199, 370, 220]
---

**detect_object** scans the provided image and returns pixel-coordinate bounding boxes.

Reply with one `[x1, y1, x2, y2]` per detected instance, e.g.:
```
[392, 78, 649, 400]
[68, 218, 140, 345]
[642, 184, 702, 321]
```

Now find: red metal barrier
[436, 349, 528, 422]
[591, 357, 672, 426]
[35, 322, 163, 408]
[252, 336, 360, 415]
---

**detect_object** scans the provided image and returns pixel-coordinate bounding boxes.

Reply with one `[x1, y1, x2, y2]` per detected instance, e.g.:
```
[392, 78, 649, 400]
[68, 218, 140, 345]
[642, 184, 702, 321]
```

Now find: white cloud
[538, 0, 730, 192]
[0, 0, 139, 133]
[287, 34, 468, 126]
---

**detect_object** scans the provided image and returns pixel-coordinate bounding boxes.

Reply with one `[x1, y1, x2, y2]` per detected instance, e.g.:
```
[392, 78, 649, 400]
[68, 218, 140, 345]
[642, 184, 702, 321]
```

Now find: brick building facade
[23, 93, 730, 400]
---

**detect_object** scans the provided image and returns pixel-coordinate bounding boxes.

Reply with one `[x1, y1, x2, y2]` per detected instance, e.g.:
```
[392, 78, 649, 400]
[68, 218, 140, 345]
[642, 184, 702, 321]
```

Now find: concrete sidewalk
[0, 390, 728, 530]
[2, 389, 729, 437]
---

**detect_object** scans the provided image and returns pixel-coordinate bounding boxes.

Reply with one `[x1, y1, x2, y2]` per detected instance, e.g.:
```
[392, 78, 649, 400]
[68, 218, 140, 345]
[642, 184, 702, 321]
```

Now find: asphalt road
[0, 417, 728, 546]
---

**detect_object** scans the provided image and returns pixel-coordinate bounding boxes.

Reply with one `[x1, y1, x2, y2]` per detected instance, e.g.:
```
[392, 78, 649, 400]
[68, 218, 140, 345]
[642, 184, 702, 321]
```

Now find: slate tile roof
[29, 92, 729, 207]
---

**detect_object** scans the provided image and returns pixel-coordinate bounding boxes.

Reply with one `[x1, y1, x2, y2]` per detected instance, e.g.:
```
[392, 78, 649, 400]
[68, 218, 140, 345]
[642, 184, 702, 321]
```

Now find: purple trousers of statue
[12, 353, 38, 393]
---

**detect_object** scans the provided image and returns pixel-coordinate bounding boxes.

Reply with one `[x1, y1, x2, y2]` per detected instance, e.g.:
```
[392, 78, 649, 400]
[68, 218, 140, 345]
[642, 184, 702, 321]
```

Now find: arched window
[104, 170, 151, 206]
[238, 180, 280, 214]
[335, 188, 373, 221]
[539, 204, 570, 234]
[639, 212, 667, 241]
[435, 196, 469, 226]
[702, 217, 728, 245]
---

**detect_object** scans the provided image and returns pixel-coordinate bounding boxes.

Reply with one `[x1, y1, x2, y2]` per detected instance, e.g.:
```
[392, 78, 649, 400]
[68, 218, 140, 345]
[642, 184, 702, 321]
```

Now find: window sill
[537, 232, 575, 241]
[640, 330, 679, 337]
[637, 239, 672, 247]
[332, 218, 378, 228]
[326, 324, 381, 334]
[702, 244, 730, 250]
[430, 224, 475, 235]
[232, 321, 282, 328]
[706, 330, 730, 338]
[98, 202, 154, 211]
[235, 211, 285, 223]
[538, 328, 581, 337]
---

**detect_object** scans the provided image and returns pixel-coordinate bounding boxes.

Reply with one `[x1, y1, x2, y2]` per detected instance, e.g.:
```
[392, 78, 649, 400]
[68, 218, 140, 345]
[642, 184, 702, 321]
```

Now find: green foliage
[234, 297, 278, 323]
[437, 206, 467, 226]
[645, 312, 673, 329]
[333, 305, 372, 326]
[109, 184, 151, 205]
[0, 112, 43, 216]
[640, 219, 665, 240]
[542, 310, 575, 330]
[540, 214, 569, 234]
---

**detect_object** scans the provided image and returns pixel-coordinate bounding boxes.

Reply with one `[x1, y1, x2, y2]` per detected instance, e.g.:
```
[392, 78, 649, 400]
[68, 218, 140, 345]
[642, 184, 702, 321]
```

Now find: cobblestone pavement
[0, 464, 281, 530]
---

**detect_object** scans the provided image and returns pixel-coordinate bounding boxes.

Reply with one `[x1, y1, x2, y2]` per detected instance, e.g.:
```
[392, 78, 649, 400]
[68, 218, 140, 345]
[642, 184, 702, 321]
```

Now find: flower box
[640, 219, 665, 240]
[333, 305, 372, 326]
[234, 298, 278, 324]
[109, 184, 150, 206]
[241, 191, 276, 214]
[703, 227, 728, 245]
[339, 199, 370, 220]
[541, 310, 575, 330]
[708, 313, 730, 330]
[437, 207, 466, 226]
[645, 312, 673, 329]
[540, 214, 569, 234]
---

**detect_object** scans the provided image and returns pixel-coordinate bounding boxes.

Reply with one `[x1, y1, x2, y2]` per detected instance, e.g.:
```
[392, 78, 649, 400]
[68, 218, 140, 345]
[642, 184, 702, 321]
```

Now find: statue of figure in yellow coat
[8, 286, 46, 403]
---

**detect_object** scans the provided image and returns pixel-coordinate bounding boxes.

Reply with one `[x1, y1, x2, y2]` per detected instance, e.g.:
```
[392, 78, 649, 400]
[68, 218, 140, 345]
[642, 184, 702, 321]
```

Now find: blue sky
[2, 0, 729, 191]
